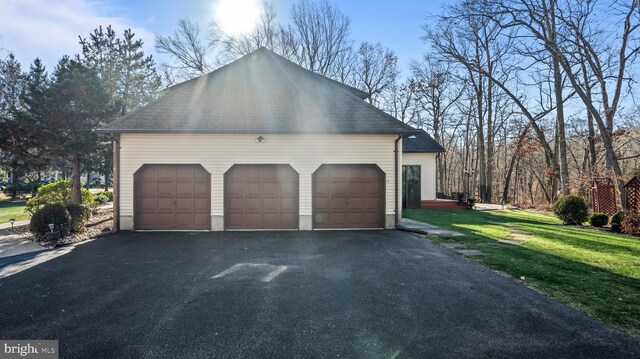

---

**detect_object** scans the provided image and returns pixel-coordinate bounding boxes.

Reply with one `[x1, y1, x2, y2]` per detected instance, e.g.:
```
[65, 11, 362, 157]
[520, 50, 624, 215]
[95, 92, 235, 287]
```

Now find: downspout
[394, 135, 402, 226]
[112, 134, 121, 232]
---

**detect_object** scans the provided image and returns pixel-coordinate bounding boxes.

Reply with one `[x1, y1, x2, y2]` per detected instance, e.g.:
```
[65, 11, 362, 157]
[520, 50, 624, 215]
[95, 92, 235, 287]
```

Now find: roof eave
[96, 128, 420, 135]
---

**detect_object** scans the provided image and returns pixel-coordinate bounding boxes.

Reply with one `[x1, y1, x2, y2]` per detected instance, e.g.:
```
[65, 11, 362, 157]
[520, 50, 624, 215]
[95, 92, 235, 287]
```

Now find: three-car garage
[133, 163, 386, 231]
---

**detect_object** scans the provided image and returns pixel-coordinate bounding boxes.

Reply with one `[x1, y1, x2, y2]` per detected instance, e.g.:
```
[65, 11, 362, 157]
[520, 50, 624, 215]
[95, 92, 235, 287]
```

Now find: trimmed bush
[29, 204, 71, 242]
[611, 210, 625, 225]
[26, 179, 95, 214]
[93, 191, 112, 203]
[621, 212, 640, 235]
[93, 193, 109, 204]
[65, 204, 92, 233]
[588, 213, 609, 228]
[552, 195, 589, 225]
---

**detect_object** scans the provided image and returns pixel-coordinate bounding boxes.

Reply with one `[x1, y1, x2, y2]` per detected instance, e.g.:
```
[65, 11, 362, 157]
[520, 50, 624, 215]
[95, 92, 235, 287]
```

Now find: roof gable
[403, 130, 445, 152]
[99, 48, 416, 135]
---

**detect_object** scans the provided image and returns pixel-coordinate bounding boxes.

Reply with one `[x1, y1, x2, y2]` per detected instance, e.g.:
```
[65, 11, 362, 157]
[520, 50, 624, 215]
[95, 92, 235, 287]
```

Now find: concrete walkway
[0, 228, 45, 259]
[397, 218, 463, 237]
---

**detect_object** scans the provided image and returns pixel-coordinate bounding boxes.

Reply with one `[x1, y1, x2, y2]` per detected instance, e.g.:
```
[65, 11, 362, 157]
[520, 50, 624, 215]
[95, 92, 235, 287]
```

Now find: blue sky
[0, 0, 446, 78]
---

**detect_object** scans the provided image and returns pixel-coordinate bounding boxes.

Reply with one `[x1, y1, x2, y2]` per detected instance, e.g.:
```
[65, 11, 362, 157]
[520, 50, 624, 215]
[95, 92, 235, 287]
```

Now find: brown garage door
[225, 164, 299, 229]
[313, 164, 385, 228]
[135, 164, 211, 230]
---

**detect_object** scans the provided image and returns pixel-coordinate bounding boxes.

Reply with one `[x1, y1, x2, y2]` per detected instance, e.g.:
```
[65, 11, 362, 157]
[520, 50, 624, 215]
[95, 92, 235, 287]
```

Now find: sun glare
[214, 0, 261, 35]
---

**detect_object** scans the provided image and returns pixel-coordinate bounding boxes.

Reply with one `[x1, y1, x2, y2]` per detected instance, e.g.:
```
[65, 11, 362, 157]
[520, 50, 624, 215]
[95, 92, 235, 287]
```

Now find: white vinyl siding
[119, 133, 400, 230]
[403, 152, 437, 201]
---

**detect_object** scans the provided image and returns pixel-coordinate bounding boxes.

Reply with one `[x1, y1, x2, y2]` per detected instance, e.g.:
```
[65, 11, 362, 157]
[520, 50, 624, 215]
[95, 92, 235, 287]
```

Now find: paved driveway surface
[0, 230, 638, 358]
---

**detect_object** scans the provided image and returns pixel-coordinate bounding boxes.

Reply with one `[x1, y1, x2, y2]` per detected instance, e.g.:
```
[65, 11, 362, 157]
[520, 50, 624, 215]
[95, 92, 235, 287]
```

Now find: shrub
[26, 179, 95, 214]
[93, 193, 109, 204]
[588, 213, 609, 228]
[621, 212, 640, 235]
[552, 195, 589, 225]
[98, 191, 113, 201]
[611, 210, 625, 225]
[65, 204, 92, 233]
[29, 204, 71, 242]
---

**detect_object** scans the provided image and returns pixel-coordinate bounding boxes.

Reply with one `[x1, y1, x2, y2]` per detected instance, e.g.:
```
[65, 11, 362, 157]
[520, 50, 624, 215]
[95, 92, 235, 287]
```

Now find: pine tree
[36, 57, 114, 204]
[79, 26, 162, 190]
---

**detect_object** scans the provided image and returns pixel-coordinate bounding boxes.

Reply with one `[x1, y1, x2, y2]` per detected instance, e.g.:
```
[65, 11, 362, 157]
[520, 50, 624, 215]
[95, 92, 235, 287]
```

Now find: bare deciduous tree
[289, 0, 352, 78]
[354, 42, 398, 105]
[155, 19, 214, 80]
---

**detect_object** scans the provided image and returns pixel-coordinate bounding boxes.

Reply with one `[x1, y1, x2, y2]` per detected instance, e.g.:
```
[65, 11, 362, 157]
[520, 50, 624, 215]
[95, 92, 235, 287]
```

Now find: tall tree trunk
[553, 55, 570, 195]
[476, 75, 487, 201]
[71, 156, 82, 205]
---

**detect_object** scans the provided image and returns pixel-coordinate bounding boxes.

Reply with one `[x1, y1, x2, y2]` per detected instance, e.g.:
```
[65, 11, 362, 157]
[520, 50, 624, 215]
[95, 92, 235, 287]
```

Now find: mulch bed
[12, 207, 114, 246]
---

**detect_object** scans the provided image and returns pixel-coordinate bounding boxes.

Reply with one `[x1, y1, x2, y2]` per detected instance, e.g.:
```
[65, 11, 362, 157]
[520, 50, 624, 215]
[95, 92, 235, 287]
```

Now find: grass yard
[0, 200, 29, 224]
[404, 209, 640, 336]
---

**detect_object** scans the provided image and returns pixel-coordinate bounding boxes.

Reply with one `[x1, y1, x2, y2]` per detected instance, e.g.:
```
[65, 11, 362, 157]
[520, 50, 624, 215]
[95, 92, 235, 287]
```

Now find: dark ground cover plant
[29, 203, 71, 242]
[552, 195, 589, 225]
[589, 213, 609, 228]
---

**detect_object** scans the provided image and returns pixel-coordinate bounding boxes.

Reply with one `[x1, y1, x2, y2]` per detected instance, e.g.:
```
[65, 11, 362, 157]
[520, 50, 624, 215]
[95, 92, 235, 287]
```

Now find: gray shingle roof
[99, 48, 417, 135]
[403, 130, 445, 152]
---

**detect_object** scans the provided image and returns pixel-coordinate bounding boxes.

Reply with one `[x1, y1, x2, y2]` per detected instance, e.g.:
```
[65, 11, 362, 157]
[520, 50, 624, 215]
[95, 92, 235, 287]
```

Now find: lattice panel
[625, 177, 640, 214]
[592, 178, 617, 216]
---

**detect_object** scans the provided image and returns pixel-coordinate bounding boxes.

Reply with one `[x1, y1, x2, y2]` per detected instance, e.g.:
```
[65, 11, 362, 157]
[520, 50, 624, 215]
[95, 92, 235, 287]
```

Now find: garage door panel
[157, 198, 176, 213]
[194, 198, 209, 213]
[140, 198, 157, 210]
[245, 183, 260, 195]
[157, 166, 176, 180]
[194, 214, 210, 227]
[330, 182, 346, 196]
[348, 198, 364, 208]
[195, 183, 209, 196]
[330, 198, 346, 210]
[227, 214, 243, 227]
[330, 213, 346, 227]
[365, 197, 381, 209]
[244, 198, 261, 211]
[135, 164, 210, 230]
[176, 198, 193, 212]
[348, 182, 364, 196]
[280, 198, 296, 211]
[176, 213, 194, 228]
[313, 164, 384, 229]
[263, 182, 279, 195]
[139, 213, 157, 227]
[157, 182, 176, 197]
[176, 166, 193, 178]
[156, 213, 175, 227]
[347, 213, 364, 227]
[313, 183, 329, 196]
[263, 198, 279, 212]
[365, 182, 381, 194]
[139, 167, 157, 180]
[139, 180, 157, 195]
[176, 183, 194, 197]
[224, 165, 299, 229]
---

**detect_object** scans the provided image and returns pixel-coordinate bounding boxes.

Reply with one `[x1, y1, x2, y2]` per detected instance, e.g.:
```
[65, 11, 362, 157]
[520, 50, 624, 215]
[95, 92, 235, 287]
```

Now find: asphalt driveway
[0, 230, 638, 358]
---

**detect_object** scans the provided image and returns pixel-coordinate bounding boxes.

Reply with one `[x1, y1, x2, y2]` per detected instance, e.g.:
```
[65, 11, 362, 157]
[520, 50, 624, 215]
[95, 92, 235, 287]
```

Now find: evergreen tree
[79, 26, 161, 190]
[36, 57, 114, 204]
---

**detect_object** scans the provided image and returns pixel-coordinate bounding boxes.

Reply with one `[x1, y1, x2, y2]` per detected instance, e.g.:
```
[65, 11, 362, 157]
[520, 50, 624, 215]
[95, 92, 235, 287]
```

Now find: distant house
[99, 48, 444, 231]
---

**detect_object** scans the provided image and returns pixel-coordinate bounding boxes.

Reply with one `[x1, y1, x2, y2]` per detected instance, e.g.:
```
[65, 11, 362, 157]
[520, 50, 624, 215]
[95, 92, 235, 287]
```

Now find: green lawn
[0, 200, 29, 224]
[404, 209, 640, 336]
